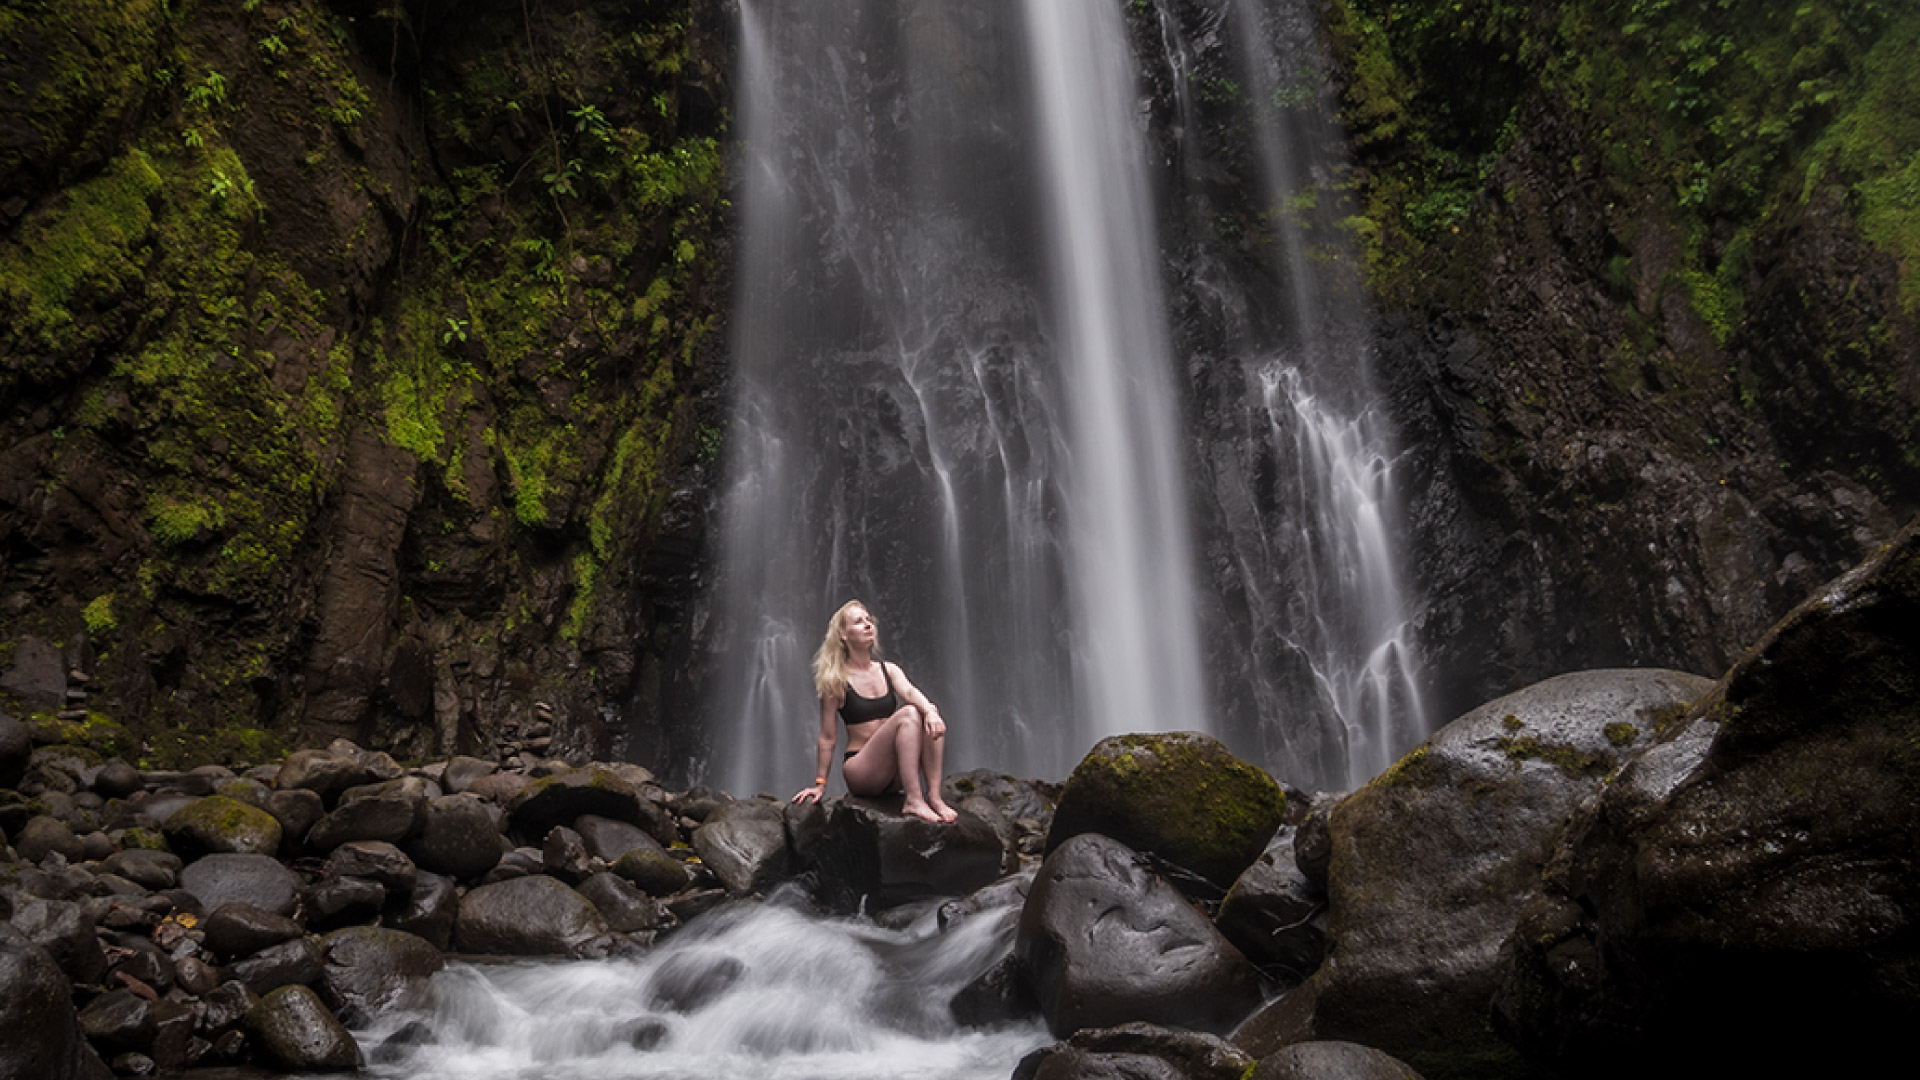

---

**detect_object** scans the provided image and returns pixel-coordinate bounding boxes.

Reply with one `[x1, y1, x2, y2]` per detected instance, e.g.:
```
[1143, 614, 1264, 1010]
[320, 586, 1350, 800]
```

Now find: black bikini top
[838, 664, 898, 726]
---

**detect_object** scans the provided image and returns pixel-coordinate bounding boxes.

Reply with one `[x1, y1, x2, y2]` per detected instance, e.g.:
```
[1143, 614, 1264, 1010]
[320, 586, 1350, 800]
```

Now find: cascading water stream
[355, 892, 1045, 1080]
[710, 0, 1209, 796]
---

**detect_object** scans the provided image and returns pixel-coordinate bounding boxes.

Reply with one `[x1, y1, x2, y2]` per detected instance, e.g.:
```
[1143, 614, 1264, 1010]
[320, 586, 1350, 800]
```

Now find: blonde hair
[813, 599, 880, 701]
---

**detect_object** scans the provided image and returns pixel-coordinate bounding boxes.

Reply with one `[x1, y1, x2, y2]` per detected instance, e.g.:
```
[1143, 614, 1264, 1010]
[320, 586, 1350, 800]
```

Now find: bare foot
[902, 799, 943, 824]
[928, 799, 959, 823]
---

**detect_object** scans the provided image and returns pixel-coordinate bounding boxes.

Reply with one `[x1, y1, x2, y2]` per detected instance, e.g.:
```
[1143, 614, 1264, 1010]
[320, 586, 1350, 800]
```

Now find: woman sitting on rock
[790, 600, 957, 823]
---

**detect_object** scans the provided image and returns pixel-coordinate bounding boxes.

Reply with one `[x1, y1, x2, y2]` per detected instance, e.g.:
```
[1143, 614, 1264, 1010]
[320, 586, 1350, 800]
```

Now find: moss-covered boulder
[161, 796, 282, 859]
[1257, 669, 1710, 1079]
[1044, 732, 1285, 893]
[611, 849, 691, 897]
[1495, 523, 1920, 1075]
[505, 766, 644, 838]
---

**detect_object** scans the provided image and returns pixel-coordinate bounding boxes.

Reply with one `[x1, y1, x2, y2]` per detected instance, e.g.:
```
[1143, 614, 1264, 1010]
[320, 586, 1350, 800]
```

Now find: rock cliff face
[0, 0, 731, 768]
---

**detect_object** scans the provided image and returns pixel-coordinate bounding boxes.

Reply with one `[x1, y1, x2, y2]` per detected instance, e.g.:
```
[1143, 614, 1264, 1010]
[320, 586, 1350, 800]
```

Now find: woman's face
[841, 606, 877, 648]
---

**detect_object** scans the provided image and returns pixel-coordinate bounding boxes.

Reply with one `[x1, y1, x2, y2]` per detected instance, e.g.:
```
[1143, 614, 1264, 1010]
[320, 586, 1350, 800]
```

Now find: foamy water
[353, 891, 1047, 1080]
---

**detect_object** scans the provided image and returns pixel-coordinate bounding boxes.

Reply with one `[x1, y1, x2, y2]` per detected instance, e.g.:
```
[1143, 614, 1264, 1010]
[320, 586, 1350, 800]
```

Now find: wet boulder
[647, 951, 745, 1013]
[100, 850, 181, 891]
[1046, 732, 1286, 894]
[7, 895, 108, 984]
[0, 938, 113, 1080]
[0, 709, 30, 789]
[91, 759, 144, 799]
[454, 874, 609, 956]
[1016, 833, 1263, 1036]
[441, 755, 496, 794]
[574, 813, 663, 862]
[264, 788, 325, 848]
[386, 871, 458, 951]
[180, 853, 300, 916]
[16, 815, 85, 863]
[320, 926, 444, 1025]
[577, 872, 664, 934]
[328, 840, 417, 893]
[952, 954, 1040, 1028]
[612, 848, 691, 897]
[505, 765, 645, 837]
[78, 989, 156, 1055]
[807, 795, 1005, 912]
[305, 793, 423, 851]
[247, 984, 363, 1071]
[1297, 668, 1712, 1077]
[406, 794, 504, 880]
[1013, 1023, 1255, 1080]
[229, 936, 324, 996]
[1216, 825, 1328, 985]
[1496, 526, 1920, 1076]
[273, 750, 371, 803]
[542, 826, 595, 884]
[203, 903, 305, 962]
[692, 798, 790, 894]
[161, 796, 283, 859]
[1251, 1042, 1425, 1080]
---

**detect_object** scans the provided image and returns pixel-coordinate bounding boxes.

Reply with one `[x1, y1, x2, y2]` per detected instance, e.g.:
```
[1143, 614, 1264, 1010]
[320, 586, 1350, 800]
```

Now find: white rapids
[351, 894, 1046, 1080]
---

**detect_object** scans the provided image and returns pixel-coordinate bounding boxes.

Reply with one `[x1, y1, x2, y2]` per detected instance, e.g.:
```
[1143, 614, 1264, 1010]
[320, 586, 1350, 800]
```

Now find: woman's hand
[791, 783, 826, 804]
[924, 709, 946, 740]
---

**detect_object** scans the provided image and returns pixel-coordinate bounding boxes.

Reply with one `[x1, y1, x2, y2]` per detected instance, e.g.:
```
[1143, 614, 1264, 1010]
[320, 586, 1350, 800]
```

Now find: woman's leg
[843, 707, 941, 823]
[921, 723, 956, 822]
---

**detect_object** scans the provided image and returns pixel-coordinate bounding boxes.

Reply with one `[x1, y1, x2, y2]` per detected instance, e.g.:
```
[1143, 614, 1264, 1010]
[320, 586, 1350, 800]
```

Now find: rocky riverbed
[3, 523, 1915, 1079]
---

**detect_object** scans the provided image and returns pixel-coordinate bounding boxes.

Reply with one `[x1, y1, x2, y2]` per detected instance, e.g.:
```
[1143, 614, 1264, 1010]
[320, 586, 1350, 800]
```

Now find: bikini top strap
[881, 662, 896, 697]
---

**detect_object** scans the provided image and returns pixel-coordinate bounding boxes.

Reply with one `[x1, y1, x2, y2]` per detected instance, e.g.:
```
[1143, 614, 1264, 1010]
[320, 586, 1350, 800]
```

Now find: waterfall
[709, 0, 1208, 796]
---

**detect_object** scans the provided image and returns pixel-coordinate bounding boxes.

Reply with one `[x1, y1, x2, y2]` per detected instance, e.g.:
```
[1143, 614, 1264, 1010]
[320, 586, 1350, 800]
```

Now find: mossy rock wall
[0, 0, 731, 770]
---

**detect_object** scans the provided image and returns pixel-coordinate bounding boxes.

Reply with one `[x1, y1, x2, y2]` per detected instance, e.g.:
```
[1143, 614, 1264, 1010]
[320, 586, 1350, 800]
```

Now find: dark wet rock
[505, 766, 645, 837]
[203, 903, 304, 959]
[1300, 668, 1712, 1077]
[108, 1051, 156, 1076]
[273, 750, 372, 803]
[542, 826, 595, 884]
[76, 830, 112, 862]
[105, 931, 175, 993]
[1251, 1041, 1426, 1080]
[406, 794, 504, 880]
[1013, 1023, 1256, 1080]
[454, 874, 609, 956]
[0, 710, 31, 790]
[339, 775, 437, 805]
[0, 938, 113, 1080]
[574, 813, 663, 862]
[482, 846, 544, 883]
[1017, 833, 1263, 1036]
[16, 815, 84, 863]
[668, 786, 728, 822]
[175, 955, 221, 997]
[147, 999, 196, 1070]
[576, 872, 664, 934]
[937, 868, 1035, 934]
[369, 1018, 432, 1065]
[692, 798, 790, 894]
[162, 796, 283, 859]
[247, 984, 364, 1070]
[465, 770, 530, 805]
[320, 926, 444, 1025]
[1046, 732, 1287, 895]
[1495, 527, 1920, 1076]
[386, 870, 458, 951]
[198, 980, 260, 1035]
[229, 937, 324, 996]
[625, 1017, 669, 1050]
[181, 854, 300, 917]
[951, 953, 1040, 1027]
[1217, 825, 1328, 985]
[78, 989, 156, 1053]
[1291, 793, 1340, 893]
[214, 778, 272, 808]
[611, 848, 690, 896]
[306, 794, 423, 851]
[807, 795, 1005, 912]
[304, 875, 387, 928]
[264, 788, 326, 848]
[328, 739, 403, 783]
[441, 755, 497, 794]
[664, 887, 728, 924]
[943, 769, 1058, 828]
[91, 760, 144, 799]
[8, 895, 108, 984]
[328, 840, 417, 893]
[207, 1029, 248, 1063]
[647, 951, 745, 1013]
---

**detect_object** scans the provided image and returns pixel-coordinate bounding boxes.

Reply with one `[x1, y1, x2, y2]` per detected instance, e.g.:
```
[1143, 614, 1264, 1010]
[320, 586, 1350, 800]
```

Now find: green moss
[1604, 722, 1640, 748]
[1498, 735, 1614, 779]
[1501, 713, 1523, 731]
[111, 827, 169, 852]
[1371, 744, 1434, 787]
[0, 149, 163, 348]
[39, 710, 136, 759]
[82, 594, 116, 637]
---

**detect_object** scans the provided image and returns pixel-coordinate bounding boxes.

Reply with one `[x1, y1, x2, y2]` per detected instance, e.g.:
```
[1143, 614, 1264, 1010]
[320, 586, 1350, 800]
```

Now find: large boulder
[406, 795, 504, 880]
[454, 875, 609, 956]
[1016, 833, 1263, 1036]
[505, 766, 645, 838]
[161, 796, 283, 859]
[387, 871, 459, 951]
[574, 813, 664, 862]
[247, 984, 363, 1070]
[273, 750, 372, 803]
[1216, 824, 1327, 985]
[0, 938, 113, 1080]
[179, 853, 300, 916]
[1046, 733, 1285, 893]
[799, 795, 1005, 913]
[320, 926, 444, 1025]
[305, 794, 423, 851]
[1282, 668, 1712, 1078]
[7, 896, 108, 984]
[202, 903, 304, 960]
[691, 798, 790, 894]
[1013, 1023, 1255, 1080]
[1496, 524, 1920, 1075]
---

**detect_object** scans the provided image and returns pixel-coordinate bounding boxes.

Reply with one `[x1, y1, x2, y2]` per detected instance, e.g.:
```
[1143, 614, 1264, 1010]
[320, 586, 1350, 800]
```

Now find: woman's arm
[791, 695, 839, 803]
[889, 663, 945, 740]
